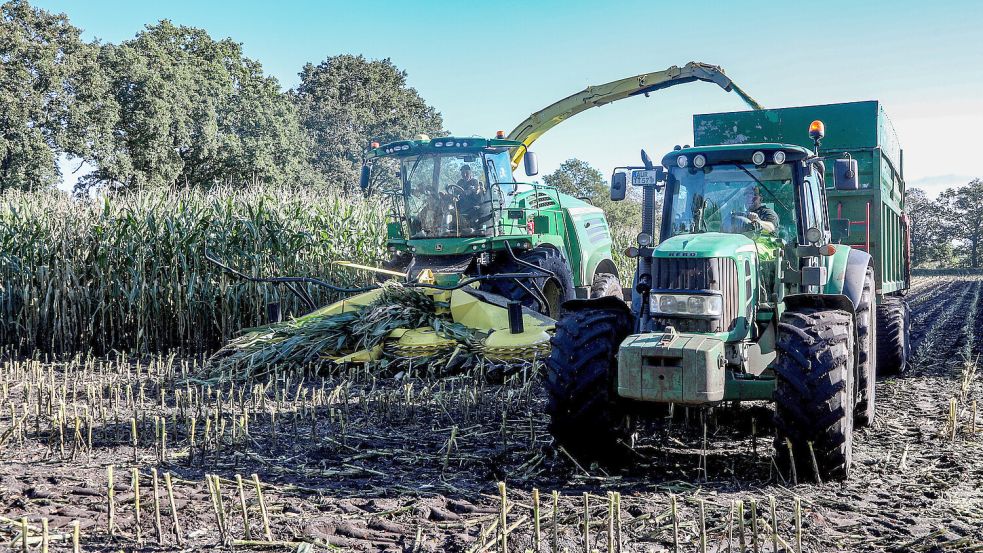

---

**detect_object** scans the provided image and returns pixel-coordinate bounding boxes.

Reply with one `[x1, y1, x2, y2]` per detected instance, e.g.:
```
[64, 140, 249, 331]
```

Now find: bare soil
[1, 274, 981, 552]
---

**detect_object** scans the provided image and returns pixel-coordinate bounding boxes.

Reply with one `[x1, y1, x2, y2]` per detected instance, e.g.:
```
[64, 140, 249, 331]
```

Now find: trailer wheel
[876, 295, 911, 375]
[545, 307, 632, 463]
[854, 267, 877, 427]
[774, 308, 855, 481]
[590, 273, 623, 299]
[481, 247, 574, 317]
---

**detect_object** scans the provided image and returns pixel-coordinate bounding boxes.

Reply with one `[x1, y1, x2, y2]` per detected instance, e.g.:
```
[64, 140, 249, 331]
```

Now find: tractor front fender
[823, 245, 872, 309]
[561, 296, 635, 329]
[784, 293, 855, 315]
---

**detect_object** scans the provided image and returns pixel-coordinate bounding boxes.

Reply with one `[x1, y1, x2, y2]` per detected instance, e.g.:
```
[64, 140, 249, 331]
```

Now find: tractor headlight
[752, 151, 766, 165]
[693, 154, 706, 169]
[650, 293, 723, 316]
[676, 155, 688, 168]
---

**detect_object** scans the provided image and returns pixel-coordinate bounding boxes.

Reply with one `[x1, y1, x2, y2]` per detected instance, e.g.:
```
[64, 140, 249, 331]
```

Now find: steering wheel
[446, 183, 467, 196]
[724, 211, 755, 233]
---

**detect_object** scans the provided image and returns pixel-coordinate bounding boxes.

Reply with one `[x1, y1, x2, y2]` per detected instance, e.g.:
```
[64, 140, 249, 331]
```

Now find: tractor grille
[650, 257, 741, 333]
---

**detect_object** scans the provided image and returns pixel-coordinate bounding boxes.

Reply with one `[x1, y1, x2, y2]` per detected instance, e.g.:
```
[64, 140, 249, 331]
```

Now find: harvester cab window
[402, 154, 493, 238]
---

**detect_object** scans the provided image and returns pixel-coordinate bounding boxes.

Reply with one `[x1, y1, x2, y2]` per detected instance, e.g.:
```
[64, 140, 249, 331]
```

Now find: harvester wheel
[481, 247, 574, 317]
[774, 308, 855, 481]
[544, 307, 633, 464]
[590, 273, 623, 299]
[876, 295, 911, 375]
[854, 267, 877, 427]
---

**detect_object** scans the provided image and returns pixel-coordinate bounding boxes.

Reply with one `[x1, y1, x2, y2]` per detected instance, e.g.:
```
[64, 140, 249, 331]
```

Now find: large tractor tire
[481, 247, 574, 318]
[544, 307, 633, 463]
[774, 308, 856, 481]
[590, 272, 623, 299]
[854, 267, 877, 427]
[876, 295, 911, 375]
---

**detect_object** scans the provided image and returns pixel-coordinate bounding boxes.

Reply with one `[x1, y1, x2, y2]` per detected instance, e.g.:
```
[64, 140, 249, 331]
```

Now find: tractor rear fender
[822, 245, 873, 309]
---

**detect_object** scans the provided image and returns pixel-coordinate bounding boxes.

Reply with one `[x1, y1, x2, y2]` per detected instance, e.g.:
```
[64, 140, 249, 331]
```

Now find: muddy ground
[0, 274, 981, 552]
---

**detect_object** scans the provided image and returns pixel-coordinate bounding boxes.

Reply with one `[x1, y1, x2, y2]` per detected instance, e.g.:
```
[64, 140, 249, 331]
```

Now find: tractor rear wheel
[854, 267, 877, 427]
[544, 307, 633, 463]
[481, 247, 574, 317]
[774, 308, 855, 481]
[590, 273, 623, 299]
[876, 295, 911, 375]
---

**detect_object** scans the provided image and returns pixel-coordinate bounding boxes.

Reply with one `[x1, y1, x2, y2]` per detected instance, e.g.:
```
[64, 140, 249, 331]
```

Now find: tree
[938, 179, 983, 268]
[0, 0, 115, 191]
[291, 55, 444, 192]
[905, 187, 953, 267]
[80, 20, 309, 190]
[543, 159, 607, 199]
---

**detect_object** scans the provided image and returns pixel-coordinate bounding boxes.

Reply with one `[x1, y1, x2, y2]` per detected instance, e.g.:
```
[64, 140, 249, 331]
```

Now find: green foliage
[80, 21, 310, 190]
[0, 185, 387, 354]
[0, 0, 115, 191]
[937, 179, 983, 268]
[906, 187, 953, 267]
[292, 55, 444, 193]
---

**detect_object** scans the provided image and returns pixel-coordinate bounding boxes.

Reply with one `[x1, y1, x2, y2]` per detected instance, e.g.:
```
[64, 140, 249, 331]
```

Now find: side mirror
[359, 165, 371, 190]
[830, 218, 850, 242]
[833, 156, 859, 190]
[523, 151, 539, 176]
[611, 172, 627, 201]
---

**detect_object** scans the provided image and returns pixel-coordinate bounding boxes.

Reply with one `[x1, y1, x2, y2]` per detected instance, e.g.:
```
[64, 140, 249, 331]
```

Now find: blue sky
[37, 0, 983, 195]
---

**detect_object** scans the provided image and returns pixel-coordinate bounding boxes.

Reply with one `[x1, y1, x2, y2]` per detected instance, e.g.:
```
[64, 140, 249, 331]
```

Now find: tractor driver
[735, 186, 779, 234]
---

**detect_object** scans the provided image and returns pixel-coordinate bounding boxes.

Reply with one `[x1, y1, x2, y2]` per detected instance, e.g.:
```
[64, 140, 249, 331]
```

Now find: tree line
[0, 0, 443, 193]
[907, 180, 983, 269]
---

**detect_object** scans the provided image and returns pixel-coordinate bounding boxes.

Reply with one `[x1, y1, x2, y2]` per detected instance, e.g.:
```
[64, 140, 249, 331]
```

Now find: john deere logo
[435, 243, 443, 251]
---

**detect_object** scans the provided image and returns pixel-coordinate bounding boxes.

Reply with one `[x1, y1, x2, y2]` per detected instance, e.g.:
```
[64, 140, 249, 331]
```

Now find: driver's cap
[461, 166, 472, 173]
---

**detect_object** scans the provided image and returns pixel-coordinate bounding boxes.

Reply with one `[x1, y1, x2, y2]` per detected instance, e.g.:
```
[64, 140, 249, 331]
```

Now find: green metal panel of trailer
[692, 101, 908, 295]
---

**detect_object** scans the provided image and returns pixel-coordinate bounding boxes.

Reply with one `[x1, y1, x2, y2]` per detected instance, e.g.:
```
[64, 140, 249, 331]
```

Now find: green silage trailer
[692, 101, 911, 295]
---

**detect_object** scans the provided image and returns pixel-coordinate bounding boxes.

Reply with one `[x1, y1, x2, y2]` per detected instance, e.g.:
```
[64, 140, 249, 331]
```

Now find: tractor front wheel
[544, 307, 633, 464]
[774, 308, 856, 481]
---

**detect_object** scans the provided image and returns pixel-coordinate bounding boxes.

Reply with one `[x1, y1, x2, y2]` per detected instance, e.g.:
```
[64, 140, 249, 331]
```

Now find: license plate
[631, 170, 660, 185]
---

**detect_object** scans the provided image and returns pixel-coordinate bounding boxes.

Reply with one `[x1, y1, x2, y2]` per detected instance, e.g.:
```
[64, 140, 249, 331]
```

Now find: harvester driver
[452, 165, 488, 229]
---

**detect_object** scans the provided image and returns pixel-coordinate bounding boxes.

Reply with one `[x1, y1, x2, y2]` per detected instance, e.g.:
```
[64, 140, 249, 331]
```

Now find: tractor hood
[653, 232, 757, 259]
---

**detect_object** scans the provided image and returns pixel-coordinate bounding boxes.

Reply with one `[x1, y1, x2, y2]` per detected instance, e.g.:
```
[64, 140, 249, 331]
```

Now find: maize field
[0, 187, 981, 551]
[0, 186, 388, 355]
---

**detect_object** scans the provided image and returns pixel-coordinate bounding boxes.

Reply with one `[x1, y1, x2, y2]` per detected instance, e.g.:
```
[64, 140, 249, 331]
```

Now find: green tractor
[545, 101, 912, 481]
[358, 134, 623, 317]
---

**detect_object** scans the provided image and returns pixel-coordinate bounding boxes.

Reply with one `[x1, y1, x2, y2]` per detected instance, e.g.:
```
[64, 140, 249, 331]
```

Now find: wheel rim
[542, 278, 564, 317]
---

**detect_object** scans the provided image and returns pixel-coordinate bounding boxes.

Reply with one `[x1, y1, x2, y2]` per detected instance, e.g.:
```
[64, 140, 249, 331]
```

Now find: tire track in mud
[848, 275, 983, 550]
[910, 277, 980, 354]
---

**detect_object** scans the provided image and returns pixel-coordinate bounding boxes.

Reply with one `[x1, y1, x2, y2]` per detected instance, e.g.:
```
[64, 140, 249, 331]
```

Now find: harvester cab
[358, 134, 622, 317]
[546, 102, 913, 482]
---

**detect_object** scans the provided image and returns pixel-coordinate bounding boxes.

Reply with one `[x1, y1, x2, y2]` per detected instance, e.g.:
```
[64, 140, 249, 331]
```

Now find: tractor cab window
[402, 153, 494, 239]
[665, 163, 797, 246]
